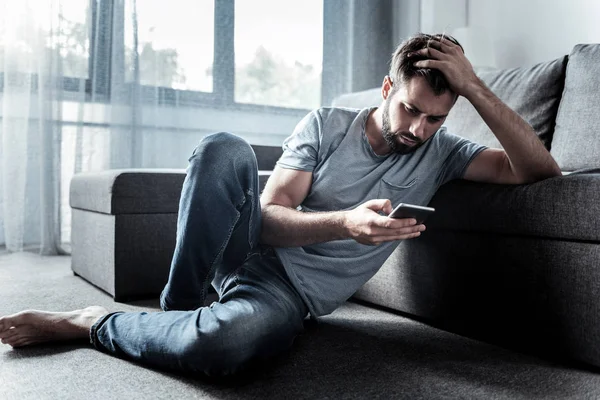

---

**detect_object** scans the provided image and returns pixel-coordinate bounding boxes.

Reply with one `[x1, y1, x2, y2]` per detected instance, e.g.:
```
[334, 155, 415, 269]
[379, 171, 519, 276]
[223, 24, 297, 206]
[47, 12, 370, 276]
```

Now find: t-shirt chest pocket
[377, 177, 419, 203]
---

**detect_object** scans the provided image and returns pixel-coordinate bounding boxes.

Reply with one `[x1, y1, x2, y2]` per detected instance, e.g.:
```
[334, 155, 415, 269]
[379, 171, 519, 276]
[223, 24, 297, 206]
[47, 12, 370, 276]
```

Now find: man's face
[381, 75, 455, 154]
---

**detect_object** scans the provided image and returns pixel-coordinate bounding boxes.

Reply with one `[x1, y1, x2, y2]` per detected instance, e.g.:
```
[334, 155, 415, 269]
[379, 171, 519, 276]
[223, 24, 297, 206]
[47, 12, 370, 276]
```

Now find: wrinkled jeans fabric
[90, 132, 308, 376]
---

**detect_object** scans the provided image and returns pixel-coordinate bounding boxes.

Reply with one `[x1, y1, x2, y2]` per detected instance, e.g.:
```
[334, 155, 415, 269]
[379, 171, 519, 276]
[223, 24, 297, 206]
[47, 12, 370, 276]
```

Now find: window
[234, 0, 323, 109]
[0, 0, 325, 112]
[0, 0, 89, 78]
[119, 0, 324, 111]
[124, 0, 214, 92]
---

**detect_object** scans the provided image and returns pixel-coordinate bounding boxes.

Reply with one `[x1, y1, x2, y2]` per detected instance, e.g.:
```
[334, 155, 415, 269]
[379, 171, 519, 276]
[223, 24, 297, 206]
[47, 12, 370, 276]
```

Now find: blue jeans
[90, 132, 309, 376]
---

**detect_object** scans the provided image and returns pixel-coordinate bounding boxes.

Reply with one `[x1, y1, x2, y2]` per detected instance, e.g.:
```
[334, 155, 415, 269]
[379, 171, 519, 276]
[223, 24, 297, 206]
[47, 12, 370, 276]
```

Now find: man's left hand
[411, 38, 480, 97]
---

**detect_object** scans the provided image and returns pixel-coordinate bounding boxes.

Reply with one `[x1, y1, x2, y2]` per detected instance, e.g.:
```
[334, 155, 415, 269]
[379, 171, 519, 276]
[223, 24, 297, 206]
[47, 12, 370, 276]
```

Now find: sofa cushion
[253, 144, 284, 170]
[70, 169, 274, 215]
[425, 169, 600, 242]
[70, 169, 187, 215]
[331, 58, 568, 152]
[551, 44, 600, 171]
[443, 57, 567, 150]
[70, 143, 281, 215]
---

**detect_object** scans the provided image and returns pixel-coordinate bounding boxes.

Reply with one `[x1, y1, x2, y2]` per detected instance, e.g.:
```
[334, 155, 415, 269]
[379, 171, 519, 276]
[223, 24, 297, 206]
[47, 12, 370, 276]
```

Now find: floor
[1, 251, 600, 400]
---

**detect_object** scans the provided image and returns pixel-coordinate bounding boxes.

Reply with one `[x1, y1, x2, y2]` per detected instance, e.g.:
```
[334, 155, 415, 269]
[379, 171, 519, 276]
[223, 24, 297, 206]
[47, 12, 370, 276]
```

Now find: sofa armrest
[70, 169, 187, 215]
[427, 171, 600, 242]
[70, 169, 273, 216]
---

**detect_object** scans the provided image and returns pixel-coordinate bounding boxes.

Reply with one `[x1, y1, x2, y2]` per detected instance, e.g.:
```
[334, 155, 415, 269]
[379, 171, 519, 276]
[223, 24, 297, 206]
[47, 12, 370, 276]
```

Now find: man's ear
[382, 76, 393, 100]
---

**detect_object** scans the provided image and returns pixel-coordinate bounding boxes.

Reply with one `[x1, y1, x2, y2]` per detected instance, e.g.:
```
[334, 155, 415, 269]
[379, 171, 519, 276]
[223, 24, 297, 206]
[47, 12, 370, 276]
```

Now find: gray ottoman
[69, 144, 280, 301]
[70, 169, 186, 301]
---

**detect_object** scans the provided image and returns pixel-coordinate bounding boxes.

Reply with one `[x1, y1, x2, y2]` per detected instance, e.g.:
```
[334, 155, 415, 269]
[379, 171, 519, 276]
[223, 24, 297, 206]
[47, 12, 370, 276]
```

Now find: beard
[381, 98, 425, 154]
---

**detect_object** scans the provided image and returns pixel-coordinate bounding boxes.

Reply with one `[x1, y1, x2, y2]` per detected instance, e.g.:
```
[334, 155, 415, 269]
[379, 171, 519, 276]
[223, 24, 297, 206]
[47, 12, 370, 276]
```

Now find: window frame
[0, 0, 328, 115]
[99, 0, 320, 115]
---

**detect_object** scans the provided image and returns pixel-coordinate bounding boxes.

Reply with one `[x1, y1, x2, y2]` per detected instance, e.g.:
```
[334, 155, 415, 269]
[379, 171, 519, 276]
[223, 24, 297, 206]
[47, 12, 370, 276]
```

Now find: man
[0, 33, 561, 376]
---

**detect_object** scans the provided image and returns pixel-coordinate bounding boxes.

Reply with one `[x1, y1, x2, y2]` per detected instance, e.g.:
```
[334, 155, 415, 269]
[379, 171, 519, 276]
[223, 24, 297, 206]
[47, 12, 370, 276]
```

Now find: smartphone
[388, 203, 435, 224]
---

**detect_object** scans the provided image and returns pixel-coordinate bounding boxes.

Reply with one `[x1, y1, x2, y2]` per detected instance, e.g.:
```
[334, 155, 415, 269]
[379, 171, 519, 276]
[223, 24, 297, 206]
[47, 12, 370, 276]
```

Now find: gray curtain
[321, 0, 395, 106]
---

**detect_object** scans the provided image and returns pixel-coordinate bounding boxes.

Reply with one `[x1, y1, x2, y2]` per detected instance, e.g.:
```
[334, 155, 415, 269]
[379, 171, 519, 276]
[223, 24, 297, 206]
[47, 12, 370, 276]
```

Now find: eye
[405, 106, 419, 115]
[428, 116, 443, 123]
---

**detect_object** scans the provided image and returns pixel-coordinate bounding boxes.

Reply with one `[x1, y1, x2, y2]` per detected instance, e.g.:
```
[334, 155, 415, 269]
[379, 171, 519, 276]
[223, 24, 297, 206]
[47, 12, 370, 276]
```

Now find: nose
[409, 116, 427, 138]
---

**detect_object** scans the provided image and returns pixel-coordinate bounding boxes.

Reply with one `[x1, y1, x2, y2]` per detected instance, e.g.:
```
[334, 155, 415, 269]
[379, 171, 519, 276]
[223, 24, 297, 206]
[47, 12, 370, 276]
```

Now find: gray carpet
[1, 251, 599, 400]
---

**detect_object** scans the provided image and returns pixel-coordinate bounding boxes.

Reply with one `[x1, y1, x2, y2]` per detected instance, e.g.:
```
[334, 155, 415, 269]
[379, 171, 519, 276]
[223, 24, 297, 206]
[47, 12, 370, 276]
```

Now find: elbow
[259, 223, 278, 247]
[259, 230, 273, 246]
[259, 203, 287, 246]
[550, 164, 563, 178]
[513, 154, 562, 183]
[522, 165, 562, 184]
[259, 220, 277, 246]
[545, 156, 563, 178]
[537, 162, 562, 181]
[259, 204, 274, 245]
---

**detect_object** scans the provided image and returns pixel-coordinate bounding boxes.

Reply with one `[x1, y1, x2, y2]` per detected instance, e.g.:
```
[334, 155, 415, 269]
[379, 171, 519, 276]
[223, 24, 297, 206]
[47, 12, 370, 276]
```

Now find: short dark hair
[389, 33, 464, 96]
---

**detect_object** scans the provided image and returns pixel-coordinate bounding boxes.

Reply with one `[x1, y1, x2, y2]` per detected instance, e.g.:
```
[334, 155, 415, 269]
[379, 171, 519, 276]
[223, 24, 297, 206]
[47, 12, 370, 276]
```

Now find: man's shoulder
[417, 127, 474, 161]
[316, 105, 371, 117]
[431, 126, 470, 147]
[312, 106, 370, 129]
[434, 125, 453, 140]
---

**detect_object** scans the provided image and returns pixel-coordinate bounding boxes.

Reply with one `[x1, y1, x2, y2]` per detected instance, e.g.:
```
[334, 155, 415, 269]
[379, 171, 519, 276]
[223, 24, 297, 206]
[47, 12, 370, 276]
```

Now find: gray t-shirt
[273, 106, 486, 317]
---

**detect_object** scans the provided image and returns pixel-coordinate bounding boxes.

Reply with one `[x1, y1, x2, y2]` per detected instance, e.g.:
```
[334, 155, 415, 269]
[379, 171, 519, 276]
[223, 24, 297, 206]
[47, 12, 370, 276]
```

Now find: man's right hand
[343, 199, 426, 246]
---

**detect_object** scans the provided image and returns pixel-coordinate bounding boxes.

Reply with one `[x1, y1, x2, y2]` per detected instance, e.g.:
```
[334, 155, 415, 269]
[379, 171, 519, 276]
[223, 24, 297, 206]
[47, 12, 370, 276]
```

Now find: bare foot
[0, 306, 108, 348]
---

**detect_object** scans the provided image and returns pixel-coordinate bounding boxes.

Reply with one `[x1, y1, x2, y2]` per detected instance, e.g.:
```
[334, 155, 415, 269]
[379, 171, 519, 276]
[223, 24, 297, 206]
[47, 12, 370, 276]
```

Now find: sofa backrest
[331, 57, 568, 155]
[442, 57, 567, 151]
[550, 44, 600, 172]
[252, 144, 283, 170]
[331, 88, 381, 109]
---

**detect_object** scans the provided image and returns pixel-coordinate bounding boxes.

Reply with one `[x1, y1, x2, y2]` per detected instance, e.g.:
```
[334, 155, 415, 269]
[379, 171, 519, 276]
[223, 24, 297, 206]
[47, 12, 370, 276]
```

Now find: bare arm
[461, 81, 561, 183]
[413, 40, 562, 184]
[260, 166, 346, 246]
[260, 166, 424, 247]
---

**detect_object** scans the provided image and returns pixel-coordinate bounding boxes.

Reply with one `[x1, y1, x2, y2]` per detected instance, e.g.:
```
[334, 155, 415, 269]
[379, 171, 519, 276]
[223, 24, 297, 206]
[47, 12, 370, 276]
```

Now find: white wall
[393, 0, 422, 45]
[469, 0, 600, 68]
[421, 0, 466, 34]
[420, 0, 600, 68]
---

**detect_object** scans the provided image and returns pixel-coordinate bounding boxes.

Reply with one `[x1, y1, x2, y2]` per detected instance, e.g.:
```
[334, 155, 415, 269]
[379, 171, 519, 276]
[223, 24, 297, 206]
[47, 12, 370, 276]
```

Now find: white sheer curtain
[1, 0, 68, 254]
[0, 0, 189, 254]
[0, 0, 385, 255]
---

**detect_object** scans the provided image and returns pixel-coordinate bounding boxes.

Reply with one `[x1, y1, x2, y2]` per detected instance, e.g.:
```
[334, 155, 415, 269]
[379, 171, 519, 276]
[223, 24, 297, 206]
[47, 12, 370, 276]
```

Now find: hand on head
[409, 36, 479, 97]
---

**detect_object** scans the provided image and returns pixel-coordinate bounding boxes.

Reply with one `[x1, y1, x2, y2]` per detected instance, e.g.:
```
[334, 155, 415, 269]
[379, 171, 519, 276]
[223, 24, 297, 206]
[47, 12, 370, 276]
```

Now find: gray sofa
[334, 43, 600, 368]
[70, 44, 600, 369]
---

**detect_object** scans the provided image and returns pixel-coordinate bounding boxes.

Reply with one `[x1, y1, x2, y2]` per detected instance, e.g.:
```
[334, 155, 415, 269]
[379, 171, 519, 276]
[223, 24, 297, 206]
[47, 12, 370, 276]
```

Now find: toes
[1, 337, 15, 345]
[0, 328, 22, 343]
[0, 328, 19, 342]
[0, 312, 34, 334]
[3, 335, 22, 347]
[9, 338, 29, 348]
[1, 329, 21, 346]
[0, 317, 16, 335]
[4, 333, 35, 348]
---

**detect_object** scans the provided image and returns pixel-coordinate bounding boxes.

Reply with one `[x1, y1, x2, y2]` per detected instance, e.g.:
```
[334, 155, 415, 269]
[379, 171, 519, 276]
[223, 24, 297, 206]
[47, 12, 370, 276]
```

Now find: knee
[180, 329, 257, 376]
[180, 318, 293, 376]
[192, 132, 254, 162]
[187, 132, 257, 177]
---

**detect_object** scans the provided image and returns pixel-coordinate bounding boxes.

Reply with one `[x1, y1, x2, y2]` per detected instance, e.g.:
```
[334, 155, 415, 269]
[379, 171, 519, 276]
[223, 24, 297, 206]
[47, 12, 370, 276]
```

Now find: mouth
[398, 135, 419, 146]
